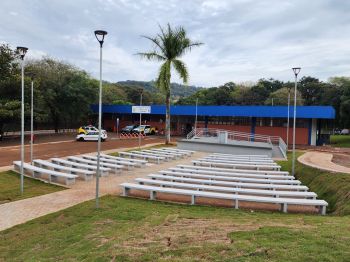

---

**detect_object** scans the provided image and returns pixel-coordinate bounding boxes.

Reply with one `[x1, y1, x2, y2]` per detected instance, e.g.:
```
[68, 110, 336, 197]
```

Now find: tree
[264, 87, 304, 105]
[138, 24, 202, 144]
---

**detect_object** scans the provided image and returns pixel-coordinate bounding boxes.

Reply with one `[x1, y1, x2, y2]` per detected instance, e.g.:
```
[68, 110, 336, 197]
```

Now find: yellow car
[132, 125, 156, 135]
[78, 125, 105, 135]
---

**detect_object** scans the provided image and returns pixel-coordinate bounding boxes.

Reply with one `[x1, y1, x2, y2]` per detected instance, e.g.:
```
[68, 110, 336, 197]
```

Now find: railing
[186, 128, 287, 158]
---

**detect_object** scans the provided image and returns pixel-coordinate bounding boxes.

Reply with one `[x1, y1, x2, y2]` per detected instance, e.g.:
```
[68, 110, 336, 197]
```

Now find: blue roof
[91, 105, 335, 119]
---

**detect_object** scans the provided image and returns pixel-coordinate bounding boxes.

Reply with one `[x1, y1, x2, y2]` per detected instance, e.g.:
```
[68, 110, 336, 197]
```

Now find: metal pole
[286, 89, 290, 149]
[292, 74, 298, 177]
[20, 59, 24, 194]
[30, 79, 34, 164]
[195, 98, 198, 136]
[96, 44, 103, 208]
[139, 92, 142, 150]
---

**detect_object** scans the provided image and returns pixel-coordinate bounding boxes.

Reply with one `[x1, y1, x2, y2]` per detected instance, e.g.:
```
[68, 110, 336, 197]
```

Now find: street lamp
[17, 46, 28, 195]
[139, 88, 143, 150]
[94, 29, 107, 208]
[286, 86, 291, 149]
[291, 67, 301, 177]
[28, 72, 35, 164]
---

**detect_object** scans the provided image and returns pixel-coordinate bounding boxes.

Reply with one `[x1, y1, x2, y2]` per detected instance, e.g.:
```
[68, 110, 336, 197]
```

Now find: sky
[1, 0, 349, 87]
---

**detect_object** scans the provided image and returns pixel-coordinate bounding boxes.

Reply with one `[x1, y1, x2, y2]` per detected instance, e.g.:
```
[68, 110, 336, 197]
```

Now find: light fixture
[16, 46, 28, 60]
[94, 30, 108, 47]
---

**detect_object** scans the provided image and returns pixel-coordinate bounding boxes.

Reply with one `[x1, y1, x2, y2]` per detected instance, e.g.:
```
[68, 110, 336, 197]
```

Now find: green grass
[277, 152, 350, 215]
[0, 196, 349, 261]
[0, 170, 64, 204]
[330, 135, 350, 148]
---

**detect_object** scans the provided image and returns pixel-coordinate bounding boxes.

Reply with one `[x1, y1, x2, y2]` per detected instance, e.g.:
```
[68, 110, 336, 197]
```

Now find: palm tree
[138, 24, 202, 144]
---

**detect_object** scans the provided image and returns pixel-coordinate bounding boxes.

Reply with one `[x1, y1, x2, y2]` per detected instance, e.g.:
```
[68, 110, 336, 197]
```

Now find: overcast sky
[1, 0, 349, 87]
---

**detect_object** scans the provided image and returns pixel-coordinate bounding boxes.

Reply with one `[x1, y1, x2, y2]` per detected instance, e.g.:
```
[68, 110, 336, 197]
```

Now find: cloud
[0, 0, 349, 87]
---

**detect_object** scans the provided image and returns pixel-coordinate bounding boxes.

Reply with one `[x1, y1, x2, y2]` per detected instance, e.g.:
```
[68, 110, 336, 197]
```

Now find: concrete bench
[13, 161, 78, 185]
[158, 170, 301, 185]
[145, 149, 184, 158]
[120, 183, 327, 215]
[140, 150, 178, 160]
[33, 159, 94, 181]
[119, 152, 164, 164]
[100, 154, 147, 167]
[130, 151, 172, 161]
[201, 158, 277, 166]
[135, 178, 317, 199]
[177, 165, 289, 176]
[168, 167, 294, 180]
[82, 155, 136, 170]
[148, 174, 309, 191]
[67, 156, 123, 174]
[163, 148, 195, 155]
[192, 160, 281, 171]
[51, 158, 110, 176]
[211, 153, 269, 158]
[204, 156, 274, 163]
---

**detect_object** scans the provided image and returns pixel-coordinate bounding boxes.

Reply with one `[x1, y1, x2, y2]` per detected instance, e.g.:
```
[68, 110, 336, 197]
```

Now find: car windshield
[125, 126, 134, 129]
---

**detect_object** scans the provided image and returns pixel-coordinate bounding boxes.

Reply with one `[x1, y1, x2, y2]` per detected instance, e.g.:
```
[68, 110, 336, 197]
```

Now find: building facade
[91, 105, 335, 146]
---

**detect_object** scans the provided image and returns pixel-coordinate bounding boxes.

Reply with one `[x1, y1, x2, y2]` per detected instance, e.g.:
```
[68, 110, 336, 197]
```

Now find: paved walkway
[298, 151, 350, 174]
[0, 150, 208, 231]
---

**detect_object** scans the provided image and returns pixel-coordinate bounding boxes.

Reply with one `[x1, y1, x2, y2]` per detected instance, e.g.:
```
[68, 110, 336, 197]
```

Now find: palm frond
[140, 35, 165, 55]
[137, 52, 166, 61]
[172, 59, 188, 84]
[155, 60, 171, 92]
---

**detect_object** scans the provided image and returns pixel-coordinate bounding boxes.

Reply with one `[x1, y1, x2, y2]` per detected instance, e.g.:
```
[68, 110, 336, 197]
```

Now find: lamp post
[291, 67, 301, 177]
[94, 30, 107, 208]
[286, 86, 291, 149]
[139, 89, 143, 150]
[29, 73, 35, 164]
[17, 46, 28, 195]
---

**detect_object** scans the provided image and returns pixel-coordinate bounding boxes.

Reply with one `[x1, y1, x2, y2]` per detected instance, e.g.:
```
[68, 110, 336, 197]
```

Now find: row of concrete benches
[13, 153, 148, 186]
[120, 154, 328, 215]
[119, 148, 194, 164]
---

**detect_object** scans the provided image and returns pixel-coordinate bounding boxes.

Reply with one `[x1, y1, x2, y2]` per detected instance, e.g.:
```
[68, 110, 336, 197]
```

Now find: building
[91, 105, 335, 146]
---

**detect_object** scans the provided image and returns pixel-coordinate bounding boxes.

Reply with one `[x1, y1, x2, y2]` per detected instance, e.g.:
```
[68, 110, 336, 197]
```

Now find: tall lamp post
[286, 86, 291, 149]
[291, 67, 301, 177]
[17, 46, 28, 195]
[94, 30, 107, 208]
[139, 89, 143, 150]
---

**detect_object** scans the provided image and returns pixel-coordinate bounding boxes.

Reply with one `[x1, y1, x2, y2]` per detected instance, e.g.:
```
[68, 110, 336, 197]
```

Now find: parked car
[76, 130, 108, 142]
[77, 125, 106, 135]
[121, 125, 139, 134]
[341, 129, 349, 135]
[132, 125, 156, 135]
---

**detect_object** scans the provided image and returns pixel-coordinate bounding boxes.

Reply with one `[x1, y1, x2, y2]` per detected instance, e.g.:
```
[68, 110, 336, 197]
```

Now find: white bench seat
[199, 158, 278, 166]
[119, 152, 164, 164]
[163, 148, 195, 155]
[193, 160, 281, 171]
[135, 178, 317, 199]
[158, 171, 301, 185]
[204, 156, 274, 163]
[130, 151, 171, 161]
[140, 150, 177, 160]
[51, 158, 110, 176]
[211, 153, 269, 158]
[120, 183, 327, 215]
[67, 156, 123, 174]
[168, 167, 294, 180]
[148, 174, 309, 191]
[150, 148, 187, 157]
[177, 165, 289, 176]
[144, 149, 184, 159]
[33, 159, 94, 181]
[100, 154, 147, 167]
[82, 155, 136, 170]
[13, 161, 78, 185]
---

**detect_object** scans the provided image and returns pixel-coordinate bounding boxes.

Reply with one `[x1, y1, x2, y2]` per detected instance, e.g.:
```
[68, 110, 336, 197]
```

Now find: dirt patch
[331, 154, 350, 168]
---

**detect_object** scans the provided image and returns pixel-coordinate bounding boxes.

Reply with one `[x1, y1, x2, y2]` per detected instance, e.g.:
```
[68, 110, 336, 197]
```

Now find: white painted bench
[13, 161, 78, 185]
[82, 155, 136, 170]
[100, 154, 147, 167]
[177, 165, 289, 176]
[67, 156, 123, 174]
[33, 159, 94, 181]
[150, 148, 187, 157]
[130, 151, 172, 161]
[119, 151, 164, 164]
[51, 158, 110, 176]
[140, 150, 178, 160]
[145, 149, 184, 159]
[201, 158, 277, 166]
[192, 160, 281, 171]
[204, 156, 274, 163]
[211, 153, 269, 158]
[148, 174, 309, 191]
[120, 183, 327, 215]
[157, 170, 301, 185]
[168, 167, 294, 180]
[163, 148, 195, 155]
[135, 178, 317, 199]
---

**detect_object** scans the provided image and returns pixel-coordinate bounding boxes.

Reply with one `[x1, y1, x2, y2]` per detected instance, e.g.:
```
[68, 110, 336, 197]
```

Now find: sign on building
[132, 106, 151, 114]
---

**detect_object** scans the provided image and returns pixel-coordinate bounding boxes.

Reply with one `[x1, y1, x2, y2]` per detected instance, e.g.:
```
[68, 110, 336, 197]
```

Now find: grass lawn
[0, 170, 64, 204]
[0, 151, 350, 261]
[330, 135, 350, 148]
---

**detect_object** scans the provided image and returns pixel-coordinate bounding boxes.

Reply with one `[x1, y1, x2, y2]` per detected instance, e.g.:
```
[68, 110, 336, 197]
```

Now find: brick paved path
[0, 150, 208, 231]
